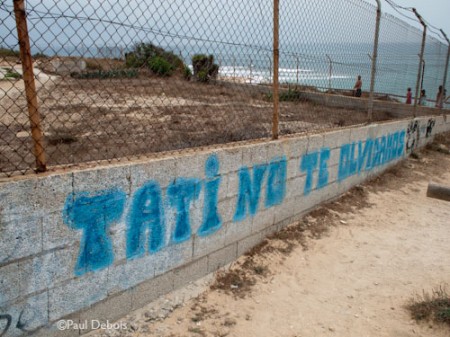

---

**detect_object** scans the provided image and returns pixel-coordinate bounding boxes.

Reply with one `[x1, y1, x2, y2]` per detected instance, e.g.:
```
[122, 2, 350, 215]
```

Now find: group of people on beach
[406, 85, 447, 108]
[352, 75, 448, 108]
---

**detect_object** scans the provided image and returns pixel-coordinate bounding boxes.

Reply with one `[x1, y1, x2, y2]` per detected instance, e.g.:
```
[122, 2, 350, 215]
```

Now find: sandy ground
[86, 135, 450, 337]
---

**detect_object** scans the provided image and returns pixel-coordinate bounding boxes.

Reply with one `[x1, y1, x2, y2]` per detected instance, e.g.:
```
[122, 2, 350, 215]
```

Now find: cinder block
[42, 212, 81, 251]
[328, 164, 340, 185]
[379, 121, 406, 137]
[189, 185, 205, 235]
[287, 136, 308, 159]
[224, 217, 252, 246]
[265, 140, 288, 161]
[79, 290, 132, 332]
[287, 157, 300, 179]
[0, 178, 38, 217]
[237, 232, 262, 256]
[0, 216, 42, 265]
[329, 147, 341, 167]
[434, 115, 445, 127]
[19, 248, 75, 297]
[0, 262, 20, 305]
[251, 207, 275, 233]
[192, 221, 227, 259]
[207, 244, 237, 272]
[274, 197, 301, 224]
[152, 239, 193, 278]
[109, 223, 127, 262]
[286, 175, 306, 200]
[107, 254, 155, 295]
[34, 173, 73, 214]
[349, 124, 378, 142]
[130, 156, 177, 190]
[49, 269, 108, 321]
[307, 134, 324, 153]
[242, 143, 267, 167]
[323, 129, 351, 149]
[173, 256, 208, 290]
[217, 197, 237, 225]
[131, 271, 174, 311]
[217, 173, 229, 201]
[226, 173, 239, 199]
[72, 165, 131, 196]
[0, 292, 48, 337]
[216, 147, 243, 175]
[175, 152, 210, 180]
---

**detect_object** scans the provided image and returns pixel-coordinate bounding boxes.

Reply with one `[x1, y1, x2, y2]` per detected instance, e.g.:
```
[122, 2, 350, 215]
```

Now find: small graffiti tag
[0, 314, 12, 337]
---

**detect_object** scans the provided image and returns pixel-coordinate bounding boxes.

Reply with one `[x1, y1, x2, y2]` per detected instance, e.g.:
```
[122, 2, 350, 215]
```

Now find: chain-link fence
[0, 0, 449, 177]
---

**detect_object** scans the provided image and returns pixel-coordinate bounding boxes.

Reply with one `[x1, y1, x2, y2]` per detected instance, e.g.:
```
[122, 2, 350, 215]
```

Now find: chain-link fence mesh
[0, 0, 449, 177]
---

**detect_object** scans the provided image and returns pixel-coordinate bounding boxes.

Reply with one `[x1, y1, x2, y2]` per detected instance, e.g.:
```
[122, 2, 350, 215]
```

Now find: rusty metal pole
[368, 0, 381, 121]
[412, 8, 427, 110]
[440, 29, 450, 94]
[13, 0, 47, 172]
[326, 54, 332, 92]
[272, 0, 279, 140]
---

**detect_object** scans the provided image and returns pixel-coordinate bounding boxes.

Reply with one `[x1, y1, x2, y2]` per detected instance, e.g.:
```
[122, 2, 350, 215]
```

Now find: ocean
[31, 41, 450, 107]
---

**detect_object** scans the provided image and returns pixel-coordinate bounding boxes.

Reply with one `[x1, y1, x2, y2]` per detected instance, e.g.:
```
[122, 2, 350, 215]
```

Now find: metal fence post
[326, 54, 332, 92]
[441, 29, 450, 93]
[368, 0, 381, 121]
[412, 8, 427, 110]
[249, 56, 253, 84]
[272, 0, 279, 140]
[296, 54, 300, 85]
[13, 0, 47, 172]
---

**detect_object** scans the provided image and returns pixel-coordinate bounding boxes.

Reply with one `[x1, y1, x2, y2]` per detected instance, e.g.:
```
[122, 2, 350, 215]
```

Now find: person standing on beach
[353, 75, 362, 97]
[435, 85, 444, 108]
[419, 89, 427, 106]
[406, 87, 412, 104]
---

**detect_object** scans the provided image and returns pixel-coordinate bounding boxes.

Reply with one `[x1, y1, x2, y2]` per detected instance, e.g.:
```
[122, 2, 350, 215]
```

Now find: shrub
[1, 68, 22, 80]
[33, 52, 48, 59]
[183, 65, 192, 80]
[125, 43, 184, 77]
[0, 46, 20, 58]
[191, 54, 219, 82]
[148, 56, 174, 76]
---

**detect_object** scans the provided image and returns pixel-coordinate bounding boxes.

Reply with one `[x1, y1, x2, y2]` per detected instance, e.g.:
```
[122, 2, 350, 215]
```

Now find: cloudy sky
[383, 0, 450, 42]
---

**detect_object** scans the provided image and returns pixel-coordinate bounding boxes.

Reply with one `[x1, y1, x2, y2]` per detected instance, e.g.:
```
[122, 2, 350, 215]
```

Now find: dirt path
[91, 137, 450, 337]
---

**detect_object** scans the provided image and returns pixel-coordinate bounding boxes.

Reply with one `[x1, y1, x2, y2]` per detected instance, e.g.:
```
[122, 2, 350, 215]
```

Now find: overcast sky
[383, 0, 450, 42]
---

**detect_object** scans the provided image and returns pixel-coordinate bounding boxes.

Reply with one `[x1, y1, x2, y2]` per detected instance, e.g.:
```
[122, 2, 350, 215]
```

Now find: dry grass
[407, 286, 450, 327]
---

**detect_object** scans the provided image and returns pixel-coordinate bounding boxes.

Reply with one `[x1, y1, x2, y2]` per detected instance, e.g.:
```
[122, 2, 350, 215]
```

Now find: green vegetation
[407, 286, 450, 327]
[183, 65, 192, 80]
[125, 43, 185, 77]
[191, 54, 219, 82]
[1, 67, 22, 80]
[0, 46, 20, 58]
[33, 52, 48, 59]
[266, 86, 307, 102]
[71, 69, 138, 79]
[148, 56, 174, 76]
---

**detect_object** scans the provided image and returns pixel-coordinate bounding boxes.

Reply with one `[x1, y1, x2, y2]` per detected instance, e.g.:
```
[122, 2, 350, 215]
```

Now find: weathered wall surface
[0, 115, 449, 337]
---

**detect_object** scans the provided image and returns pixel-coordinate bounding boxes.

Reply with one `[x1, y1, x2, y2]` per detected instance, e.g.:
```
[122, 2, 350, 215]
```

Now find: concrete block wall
[1, 115, 449, 337]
